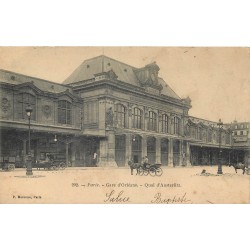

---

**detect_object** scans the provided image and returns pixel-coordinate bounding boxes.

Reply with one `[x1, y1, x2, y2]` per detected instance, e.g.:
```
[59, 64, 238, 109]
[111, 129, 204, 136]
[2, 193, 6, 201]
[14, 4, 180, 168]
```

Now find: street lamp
[25, 105, 33, 176]
[217, 118, 223, 174]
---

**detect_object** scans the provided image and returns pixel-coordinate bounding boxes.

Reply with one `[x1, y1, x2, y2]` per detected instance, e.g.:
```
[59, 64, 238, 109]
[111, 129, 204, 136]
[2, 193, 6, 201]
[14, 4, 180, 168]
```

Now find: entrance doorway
[147, 137, 156, 164]
[173, 140, 180, 166]
[115, 135, 126, 167]
[131, 135, 142, 163]
[161, 139, 168, 166]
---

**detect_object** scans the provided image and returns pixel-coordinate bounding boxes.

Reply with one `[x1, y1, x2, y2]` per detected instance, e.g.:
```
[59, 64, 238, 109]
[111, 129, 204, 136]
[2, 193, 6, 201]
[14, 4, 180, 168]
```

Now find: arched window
[190, 125, 195, 138]
[58, 100, 72, 125]
[208, 129, 212, 142]
[16, 93, 36, 120]
[198, 127, 202, 140]
[148, 111, 157, 131]
[195, 126, 199, 139]
[225, 132, 230, 144]
[132, 108, 142, 129]
[215, 131, 219, 143]
[161, 114, 169, 133]
[173, 117, 180, 135]
[114, 104, 126, 128]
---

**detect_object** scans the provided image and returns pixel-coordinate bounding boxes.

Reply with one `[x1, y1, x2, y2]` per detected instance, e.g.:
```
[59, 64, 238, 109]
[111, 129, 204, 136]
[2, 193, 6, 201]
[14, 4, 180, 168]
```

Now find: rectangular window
[84, 102, 97, 124]
[161, 114, 169, 133]
[148, 111, 157, 131]
[58, 100, 72, 125]
[132, 108, 142, 129]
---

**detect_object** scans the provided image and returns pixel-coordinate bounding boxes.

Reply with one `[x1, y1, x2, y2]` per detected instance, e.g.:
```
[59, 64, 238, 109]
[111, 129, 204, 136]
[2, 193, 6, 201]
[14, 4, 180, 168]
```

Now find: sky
[0, 47, 249, 123]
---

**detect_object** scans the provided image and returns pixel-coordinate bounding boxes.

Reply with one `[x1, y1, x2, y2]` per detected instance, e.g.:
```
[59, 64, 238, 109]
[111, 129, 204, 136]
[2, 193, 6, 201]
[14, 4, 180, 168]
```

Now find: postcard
[0, 47, 249, 204]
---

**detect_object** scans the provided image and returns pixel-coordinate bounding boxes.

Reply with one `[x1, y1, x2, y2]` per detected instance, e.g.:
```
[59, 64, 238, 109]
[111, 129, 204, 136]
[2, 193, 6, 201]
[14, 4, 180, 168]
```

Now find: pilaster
[168, 138, 174, 167]
[156, 137, 161, 164]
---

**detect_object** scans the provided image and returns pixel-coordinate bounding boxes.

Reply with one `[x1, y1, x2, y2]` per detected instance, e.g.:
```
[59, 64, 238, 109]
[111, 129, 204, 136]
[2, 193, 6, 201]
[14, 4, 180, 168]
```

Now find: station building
[0, 55, 247, 168]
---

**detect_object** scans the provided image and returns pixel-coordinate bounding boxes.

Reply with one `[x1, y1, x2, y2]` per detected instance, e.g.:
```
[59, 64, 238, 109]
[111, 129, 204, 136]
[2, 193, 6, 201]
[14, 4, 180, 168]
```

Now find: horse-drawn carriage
[0, 156, 16, 171]
[229, 162, 248, 175]
[128, 161, 163, 176]
[34, 158, 67, 171]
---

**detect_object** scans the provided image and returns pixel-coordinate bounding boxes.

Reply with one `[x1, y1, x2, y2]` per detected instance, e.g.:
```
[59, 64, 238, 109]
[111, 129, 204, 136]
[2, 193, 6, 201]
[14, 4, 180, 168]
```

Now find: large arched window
[114, 104, 126, 128]
[190, 125, 195, 138]
[148, 111, 157, 131]
[132, 108, 142, 129]
[173, 117, 180, 135]
[208, 129, 212, 142]
[225, 132, 230, 144]
[161, 114, 169, 133]
[202, 129, 207, 142]
[58, 100, 72, 125]
[198, 127, 202, 140]
[195, 126, 199, 139]
[16, 93, 36, 120]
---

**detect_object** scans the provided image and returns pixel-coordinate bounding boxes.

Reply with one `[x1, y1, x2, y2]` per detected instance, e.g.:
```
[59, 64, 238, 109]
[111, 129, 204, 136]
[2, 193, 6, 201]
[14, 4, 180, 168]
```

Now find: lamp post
[217, 118, 223, 175]
[26, 105, 33, 176]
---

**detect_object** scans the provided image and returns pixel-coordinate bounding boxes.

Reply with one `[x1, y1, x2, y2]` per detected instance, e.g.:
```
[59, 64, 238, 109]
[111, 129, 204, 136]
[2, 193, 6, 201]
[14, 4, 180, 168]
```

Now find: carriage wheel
[143, 169, 149, 176]
[138, 167, 144, 176]
[155, 167, 163, 176]
[8, 164, 15, 171]
[149, 167, 156, 177]
[50, 164, 57, 170]
[59, 162, 66, 169]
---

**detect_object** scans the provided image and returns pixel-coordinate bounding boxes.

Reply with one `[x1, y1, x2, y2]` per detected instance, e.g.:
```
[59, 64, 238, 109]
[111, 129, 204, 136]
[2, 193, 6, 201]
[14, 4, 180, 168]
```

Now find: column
[98, 138, 108, 167]
[141, 134, 147, 159]
[186, 142, 192, 166]
[22, 140, 27, 165]
[156, 137, 161, 164]
[107, 130, 118, 167]
[66, 143, 69, 167]
[71, 142, 76, 167]
[179, 140, 183, 166]
[168, 138, 174, 167]
[98, 130, 118, 167]
[125, 134, 132, 167]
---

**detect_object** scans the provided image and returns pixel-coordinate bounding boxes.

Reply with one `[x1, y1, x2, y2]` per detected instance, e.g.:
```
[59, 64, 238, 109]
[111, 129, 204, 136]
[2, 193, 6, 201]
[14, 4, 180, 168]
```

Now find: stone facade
[0, 56, 248, 168]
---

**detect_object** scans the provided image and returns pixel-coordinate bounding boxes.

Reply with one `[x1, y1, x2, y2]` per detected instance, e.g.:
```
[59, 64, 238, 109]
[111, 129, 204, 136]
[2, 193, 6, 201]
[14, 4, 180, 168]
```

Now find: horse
[229, 162, 247, 174]
[128, 161, 141, 175]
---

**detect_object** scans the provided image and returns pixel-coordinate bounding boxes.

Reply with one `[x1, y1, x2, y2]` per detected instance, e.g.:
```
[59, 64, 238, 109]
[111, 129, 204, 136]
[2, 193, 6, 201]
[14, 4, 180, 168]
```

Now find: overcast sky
[0, 47, 249, 123]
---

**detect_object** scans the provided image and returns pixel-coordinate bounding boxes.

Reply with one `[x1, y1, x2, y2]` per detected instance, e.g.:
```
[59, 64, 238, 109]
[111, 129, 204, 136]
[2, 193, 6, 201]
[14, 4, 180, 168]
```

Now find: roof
[63, 55, 181, 100]
[0, 69, 73, 94]
[63, 55, 140, 85]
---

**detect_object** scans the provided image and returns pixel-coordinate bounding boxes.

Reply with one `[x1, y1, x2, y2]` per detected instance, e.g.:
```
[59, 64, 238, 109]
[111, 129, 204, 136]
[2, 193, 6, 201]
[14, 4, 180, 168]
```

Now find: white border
[0, 1, 250, 250]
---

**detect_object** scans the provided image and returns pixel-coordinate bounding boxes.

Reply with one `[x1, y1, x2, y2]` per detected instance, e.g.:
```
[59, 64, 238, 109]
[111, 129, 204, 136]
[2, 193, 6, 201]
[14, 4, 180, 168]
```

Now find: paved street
[0, 166, 249, 204]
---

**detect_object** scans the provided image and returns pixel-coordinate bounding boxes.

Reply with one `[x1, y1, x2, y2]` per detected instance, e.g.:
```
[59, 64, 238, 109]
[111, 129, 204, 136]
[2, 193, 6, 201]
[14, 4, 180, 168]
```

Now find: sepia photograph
[0, 47, 249, 204]
[1, 2, 250, 250]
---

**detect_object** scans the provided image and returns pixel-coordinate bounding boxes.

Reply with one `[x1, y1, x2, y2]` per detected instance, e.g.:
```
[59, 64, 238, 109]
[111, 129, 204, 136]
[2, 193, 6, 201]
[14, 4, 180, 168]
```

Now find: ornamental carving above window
[1, 97, 10, 113]
[42, 105, 52, 118]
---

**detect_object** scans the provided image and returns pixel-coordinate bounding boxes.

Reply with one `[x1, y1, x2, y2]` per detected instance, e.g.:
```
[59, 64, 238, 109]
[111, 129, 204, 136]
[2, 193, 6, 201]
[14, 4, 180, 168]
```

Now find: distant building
[0, 55, 248, 168]
[227, 121, 250, 164]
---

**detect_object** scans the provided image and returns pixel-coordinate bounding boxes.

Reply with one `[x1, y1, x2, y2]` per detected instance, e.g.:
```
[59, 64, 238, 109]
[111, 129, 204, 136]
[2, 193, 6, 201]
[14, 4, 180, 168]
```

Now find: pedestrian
[93, 152, 98, 167]
[143, 155, 149, 169]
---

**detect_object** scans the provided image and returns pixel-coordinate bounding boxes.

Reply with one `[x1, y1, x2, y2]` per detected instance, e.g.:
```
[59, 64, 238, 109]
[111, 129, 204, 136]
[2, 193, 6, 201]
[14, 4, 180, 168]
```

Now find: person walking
[93, 152, 98, 167]
[143, 155, 149, 169]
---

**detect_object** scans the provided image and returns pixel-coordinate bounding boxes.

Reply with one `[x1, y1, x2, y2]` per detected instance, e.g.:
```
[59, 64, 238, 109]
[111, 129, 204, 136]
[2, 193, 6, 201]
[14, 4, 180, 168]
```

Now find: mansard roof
[63, 55, 181, 100]
[0, 69, 73, 94]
